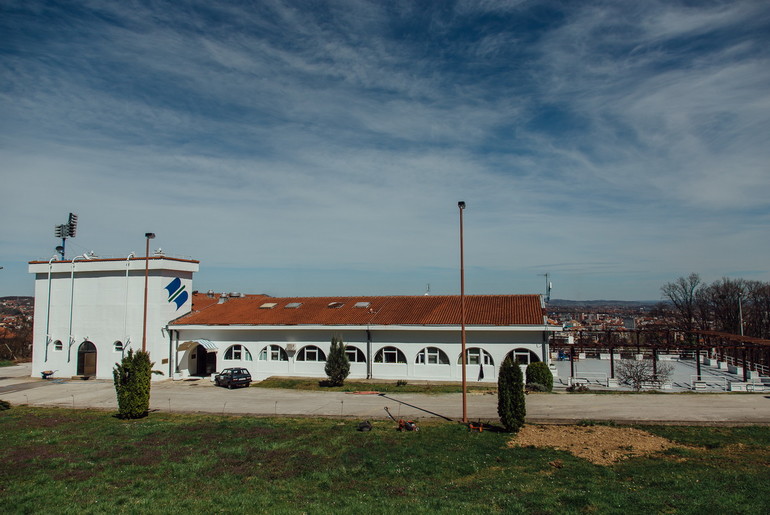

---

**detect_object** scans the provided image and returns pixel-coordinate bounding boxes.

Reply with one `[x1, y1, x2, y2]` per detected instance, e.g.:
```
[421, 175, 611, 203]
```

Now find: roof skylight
[353, 301, 371, 308]
[285, 302, 302, 309]
[260, 302, 278, 309]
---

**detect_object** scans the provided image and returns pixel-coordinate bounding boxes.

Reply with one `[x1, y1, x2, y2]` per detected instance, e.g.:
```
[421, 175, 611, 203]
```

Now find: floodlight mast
[53, 213, 78, 260]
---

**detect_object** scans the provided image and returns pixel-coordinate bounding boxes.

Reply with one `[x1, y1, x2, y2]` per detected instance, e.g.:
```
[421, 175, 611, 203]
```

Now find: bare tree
[661, 273, 703, 338]
[696, 278, 747, 334]
[744, 281, 770, 339]
[617, 359, 673, 391]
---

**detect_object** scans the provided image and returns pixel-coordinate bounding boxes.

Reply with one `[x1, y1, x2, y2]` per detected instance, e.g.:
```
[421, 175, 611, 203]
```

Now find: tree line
[660, 273, 770, 339]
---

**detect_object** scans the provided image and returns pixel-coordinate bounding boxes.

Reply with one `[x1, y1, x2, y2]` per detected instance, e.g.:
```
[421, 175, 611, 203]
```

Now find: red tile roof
[173, 294, 545, 327]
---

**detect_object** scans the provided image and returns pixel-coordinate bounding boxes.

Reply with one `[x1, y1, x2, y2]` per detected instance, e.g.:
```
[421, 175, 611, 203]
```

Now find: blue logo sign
[164, 277, 188, 310]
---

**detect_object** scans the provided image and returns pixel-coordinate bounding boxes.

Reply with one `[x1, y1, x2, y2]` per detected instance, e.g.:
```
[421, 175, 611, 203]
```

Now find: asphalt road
[2, 364, 769, 425]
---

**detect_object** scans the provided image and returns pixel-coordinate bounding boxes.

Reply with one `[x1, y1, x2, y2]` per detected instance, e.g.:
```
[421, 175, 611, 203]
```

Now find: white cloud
[2, 0, 769, 299]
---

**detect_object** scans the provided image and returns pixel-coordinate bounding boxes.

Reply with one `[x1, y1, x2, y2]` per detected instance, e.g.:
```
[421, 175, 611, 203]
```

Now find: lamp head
[145, 233, 155, 239]
[458, 201, 466, 210]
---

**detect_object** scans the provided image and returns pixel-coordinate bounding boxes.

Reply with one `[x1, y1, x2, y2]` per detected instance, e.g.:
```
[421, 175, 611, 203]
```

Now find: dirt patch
[509, 424, 691, 466]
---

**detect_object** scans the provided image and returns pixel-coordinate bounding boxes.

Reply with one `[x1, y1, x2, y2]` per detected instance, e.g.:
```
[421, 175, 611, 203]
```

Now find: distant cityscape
[547, 299, 663, 332]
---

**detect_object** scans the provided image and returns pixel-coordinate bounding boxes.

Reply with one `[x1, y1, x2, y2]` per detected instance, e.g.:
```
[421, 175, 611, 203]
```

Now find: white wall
[29, 258, 198, 380]
[172, 326, 550, 382]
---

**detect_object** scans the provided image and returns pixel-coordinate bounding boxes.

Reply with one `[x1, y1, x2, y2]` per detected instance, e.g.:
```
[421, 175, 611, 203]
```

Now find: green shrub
[113, 350, 153, 419]
[498, 357, 526, 433]
[324, 336, 350, 387]
[0, 399, 10, 410]
[525, 362, 553, 392]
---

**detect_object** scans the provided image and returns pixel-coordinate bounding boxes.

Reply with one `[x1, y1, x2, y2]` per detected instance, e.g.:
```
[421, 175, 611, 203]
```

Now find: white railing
[568, 372, 609, 387]
[690, 375, 728, 391]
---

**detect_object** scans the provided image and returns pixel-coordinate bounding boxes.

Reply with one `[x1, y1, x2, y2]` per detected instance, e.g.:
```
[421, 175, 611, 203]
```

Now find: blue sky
[2, 0, 769, 301]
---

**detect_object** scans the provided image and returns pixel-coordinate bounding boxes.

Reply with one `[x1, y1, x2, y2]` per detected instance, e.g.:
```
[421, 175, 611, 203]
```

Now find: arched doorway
[195, 344, 217, 376]
[77, 341, 97, 376]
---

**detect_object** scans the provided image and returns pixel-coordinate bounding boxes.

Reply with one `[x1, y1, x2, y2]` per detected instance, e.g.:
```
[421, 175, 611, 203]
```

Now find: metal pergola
[548, 328, 770, 383]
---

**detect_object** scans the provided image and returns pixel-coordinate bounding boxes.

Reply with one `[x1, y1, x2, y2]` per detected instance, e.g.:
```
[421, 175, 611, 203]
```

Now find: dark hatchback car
[214, 368, 252, 389]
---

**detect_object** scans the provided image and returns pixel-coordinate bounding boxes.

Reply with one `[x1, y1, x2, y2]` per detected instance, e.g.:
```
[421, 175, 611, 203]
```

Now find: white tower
[28, 255, 199, 380]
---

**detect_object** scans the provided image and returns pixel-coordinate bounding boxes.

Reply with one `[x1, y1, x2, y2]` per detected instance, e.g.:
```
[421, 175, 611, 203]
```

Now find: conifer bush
[498, 356, 526, 433]
[324, 336, 350, 387]
[113, 350, 153, 419]
[525, 361, 554, 392]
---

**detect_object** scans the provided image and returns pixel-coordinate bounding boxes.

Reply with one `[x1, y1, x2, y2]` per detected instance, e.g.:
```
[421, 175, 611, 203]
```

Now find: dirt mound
[509, 424, 687, 465]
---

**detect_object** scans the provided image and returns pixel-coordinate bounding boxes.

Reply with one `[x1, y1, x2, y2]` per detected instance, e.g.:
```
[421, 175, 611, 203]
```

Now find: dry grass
[509, 424, 696, 465]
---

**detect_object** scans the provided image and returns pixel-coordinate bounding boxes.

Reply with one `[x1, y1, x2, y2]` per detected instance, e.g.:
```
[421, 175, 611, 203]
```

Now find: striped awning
[177, 339, 219, 353]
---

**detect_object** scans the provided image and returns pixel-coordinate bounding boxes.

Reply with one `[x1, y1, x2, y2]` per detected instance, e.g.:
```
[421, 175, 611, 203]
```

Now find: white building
[29, 255, 198, 380]
[30, 256, 559, 382]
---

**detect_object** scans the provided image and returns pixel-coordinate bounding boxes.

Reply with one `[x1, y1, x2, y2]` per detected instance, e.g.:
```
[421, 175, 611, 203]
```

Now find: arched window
[224, 344, 253, 361]
[458, 348, 494, 366]
[507, 348, 540, 365]
[345, 346, 366, 363]
[374, 346, 406, 364]
[296, 345, 326, 362]
[258, 345, 288, 362]
[114, 341, 124, 352]
[53, 340, 63, 351]
[416, 347, 449, 365]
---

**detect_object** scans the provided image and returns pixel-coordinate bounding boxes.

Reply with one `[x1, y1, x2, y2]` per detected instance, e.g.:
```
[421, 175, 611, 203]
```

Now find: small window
[285, 302, 302, 309]
[114, 341, 124, 352]
[224, 344, 253, 361]
[345, 347, 366, 363]
[53, 340, 63, 351]
[416, 347, 449, 365]
[296, 345, 326, 362]
[258, 345, 288, 362]
[374, 346, 406, 364]
[260, 302, 278, 309]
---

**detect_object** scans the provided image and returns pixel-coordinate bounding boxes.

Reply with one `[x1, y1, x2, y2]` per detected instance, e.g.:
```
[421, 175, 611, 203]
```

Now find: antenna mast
[539, 273, 552, 303]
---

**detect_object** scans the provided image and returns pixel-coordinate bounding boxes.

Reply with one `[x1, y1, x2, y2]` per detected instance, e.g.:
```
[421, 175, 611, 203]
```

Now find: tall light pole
[142, 233, 155, 352]
[458, 201, 467, 424]
[738, 292, 744, 337]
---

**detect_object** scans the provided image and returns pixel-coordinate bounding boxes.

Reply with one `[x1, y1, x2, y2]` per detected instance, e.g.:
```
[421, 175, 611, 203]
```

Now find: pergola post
[609, 346, 615, 379]
[695, 346, 701, 381]
[742, 346, 748, 382]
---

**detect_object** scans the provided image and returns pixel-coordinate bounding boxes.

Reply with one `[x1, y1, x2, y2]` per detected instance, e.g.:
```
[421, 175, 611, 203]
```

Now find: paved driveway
[2, 364, 769, 425]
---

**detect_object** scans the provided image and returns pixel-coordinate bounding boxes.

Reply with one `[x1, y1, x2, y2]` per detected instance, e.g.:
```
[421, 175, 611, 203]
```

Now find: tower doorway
[77, 341, 97, 376]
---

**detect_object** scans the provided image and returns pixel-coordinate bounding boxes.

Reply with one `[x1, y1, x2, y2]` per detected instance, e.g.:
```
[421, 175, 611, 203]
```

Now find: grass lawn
[253, 377, 497, 394]
[1, 407, 769, 514]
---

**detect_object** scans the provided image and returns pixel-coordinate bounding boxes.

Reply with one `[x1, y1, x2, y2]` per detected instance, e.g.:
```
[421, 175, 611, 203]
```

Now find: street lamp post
[142, 233, 155, 352]
[458, 201, 467, 424]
